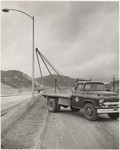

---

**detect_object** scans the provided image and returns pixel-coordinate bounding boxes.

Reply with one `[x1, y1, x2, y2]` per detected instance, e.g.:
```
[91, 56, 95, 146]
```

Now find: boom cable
[36, 50, 45, 89]
[36, 48, 73, 90]
[36, 48, 61, 92]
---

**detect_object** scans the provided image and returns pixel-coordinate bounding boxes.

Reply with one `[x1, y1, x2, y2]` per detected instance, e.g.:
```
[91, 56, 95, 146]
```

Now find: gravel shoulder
[1, 96, 48, 149]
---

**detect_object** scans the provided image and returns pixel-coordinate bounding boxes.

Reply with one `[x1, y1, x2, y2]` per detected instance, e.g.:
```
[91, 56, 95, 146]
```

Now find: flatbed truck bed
[42, 92, 71, 99]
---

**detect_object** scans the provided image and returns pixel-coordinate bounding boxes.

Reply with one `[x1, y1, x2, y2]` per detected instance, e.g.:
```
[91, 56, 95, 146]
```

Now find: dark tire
[84, 103, 97, 121]
[108, 113, 119, 119]
[62, 105, 68, 108]
[70, 106, 80, 112]
[48, 98, 60, 112]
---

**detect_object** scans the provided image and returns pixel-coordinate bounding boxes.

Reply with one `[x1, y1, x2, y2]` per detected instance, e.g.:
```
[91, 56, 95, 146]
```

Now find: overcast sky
[1, 1, 119, 82]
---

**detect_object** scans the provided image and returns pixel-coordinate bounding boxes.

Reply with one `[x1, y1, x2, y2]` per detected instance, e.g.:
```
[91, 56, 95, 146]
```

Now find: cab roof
[77, 81, 104, 85]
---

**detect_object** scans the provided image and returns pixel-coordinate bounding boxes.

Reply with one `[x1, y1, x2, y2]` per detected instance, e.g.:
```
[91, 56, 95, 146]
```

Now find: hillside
[105, 80, 119, 93]
[1, 70, 33, 89]
[2, 70, 118, 92]
[1, 83, 19, 96]
[1, 70, 75, 90]
[36, 74, 76, 88]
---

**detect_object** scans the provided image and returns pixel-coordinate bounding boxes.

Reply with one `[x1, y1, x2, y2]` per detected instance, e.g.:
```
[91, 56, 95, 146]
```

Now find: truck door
[71, 84, 84, 108]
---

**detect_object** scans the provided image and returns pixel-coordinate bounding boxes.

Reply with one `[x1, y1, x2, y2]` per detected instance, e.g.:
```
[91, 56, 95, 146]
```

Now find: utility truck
[42, 79, 119, 121]
[35, 48, 119, 121]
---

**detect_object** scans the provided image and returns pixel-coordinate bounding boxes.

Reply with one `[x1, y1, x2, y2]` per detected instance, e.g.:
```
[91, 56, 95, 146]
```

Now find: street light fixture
[2, 9, 9, 12]
[2, 8, 35, 99]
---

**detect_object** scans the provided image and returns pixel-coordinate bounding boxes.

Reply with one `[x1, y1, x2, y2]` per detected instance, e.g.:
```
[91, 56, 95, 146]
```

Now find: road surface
[41, 107, 119, 149]
[2, 94, 32, 109]
[1, 94, 38, 115]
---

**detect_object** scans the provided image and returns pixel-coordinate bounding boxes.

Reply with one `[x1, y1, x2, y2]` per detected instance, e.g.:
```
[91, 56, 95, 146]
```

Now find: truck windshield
[84, 83, 106, 91]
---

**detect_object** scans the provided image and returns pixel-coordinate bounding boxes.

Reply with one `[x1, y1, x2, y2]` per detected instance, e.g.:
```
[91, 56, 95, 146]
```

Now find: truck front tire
[84, 103, 97, 121]
[108, 113, 119, 119]
[48, 98, 60, 112]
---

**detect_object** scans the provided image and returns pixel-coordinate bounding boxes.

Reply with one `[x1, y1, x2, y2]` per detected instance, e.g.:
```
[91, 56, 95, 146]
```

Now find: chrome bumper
[97, 108, 119, 114]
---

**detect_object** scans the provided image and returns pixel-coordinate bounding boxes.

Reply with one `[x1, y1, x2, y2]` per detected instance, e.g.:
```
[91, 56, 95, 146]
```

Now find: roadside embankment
[1, 96, 49, 149]
[1, 94, 41, 133]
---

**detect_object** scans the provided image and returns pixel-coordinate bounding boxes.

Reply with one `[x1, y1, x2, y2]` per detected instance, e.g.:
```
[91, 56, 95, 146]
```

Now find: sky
[1, 1, 119, 82]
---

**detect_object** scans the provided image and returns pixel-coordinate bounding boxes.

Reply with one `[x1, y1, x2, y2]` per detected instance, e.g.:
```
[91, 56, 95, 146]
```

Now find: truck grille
[108, 105, 118, 108]
[102, 102, 119, 108]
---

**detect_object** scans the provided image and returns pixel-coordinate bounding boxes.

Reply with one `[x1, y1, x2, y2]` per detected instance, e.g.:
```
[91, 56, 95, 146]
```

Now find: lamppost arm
[2, 8, 33, 19]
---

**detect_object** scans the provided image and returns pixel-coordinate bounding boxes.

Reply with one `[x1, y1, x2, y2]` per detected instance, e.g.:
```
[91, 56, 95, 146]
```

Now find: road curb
[33, 108, 49, 149]
[1, 94, 42, 134]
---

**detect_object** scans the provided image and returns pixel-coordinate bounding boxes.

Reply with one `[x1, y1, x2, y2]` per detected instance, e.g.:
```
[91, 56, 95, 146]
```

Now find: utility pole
[113, 75, 115, 92]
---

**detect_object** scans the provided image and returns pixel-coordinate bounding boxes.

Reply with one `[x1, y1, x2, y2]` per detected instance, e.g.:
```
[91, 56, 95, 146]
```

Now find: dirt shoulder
[1, 96, 48, 149]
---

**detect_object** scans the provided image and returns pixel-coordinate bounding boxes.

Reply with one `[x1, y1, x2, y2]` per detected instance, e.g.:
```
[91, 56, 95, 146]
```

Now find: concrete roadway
[41, 107, 119, 149]
[1, 93, 38, 115]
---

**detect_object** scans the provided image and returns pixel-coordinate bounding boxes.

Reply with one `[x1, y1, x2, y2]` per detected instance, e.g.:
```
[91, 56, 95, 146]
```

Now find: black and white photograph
[1, 1, 119, 149]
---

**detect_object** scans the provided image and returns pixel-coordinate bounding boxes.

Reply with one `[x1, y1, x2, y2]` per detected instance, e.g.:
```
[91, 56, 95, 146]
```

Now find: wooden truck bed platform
[42, 92, 71, 99]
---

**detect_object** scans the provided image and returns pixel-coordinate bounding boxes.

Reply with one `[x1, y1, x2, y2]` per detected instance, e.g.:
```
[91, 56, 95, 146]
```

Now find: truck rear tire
[48, 98, 60, 112]
[108, 113, 119, 119]
[84, 103, 97, 121]
[62, 105, 68, 108]
[70, 106, 80, 112]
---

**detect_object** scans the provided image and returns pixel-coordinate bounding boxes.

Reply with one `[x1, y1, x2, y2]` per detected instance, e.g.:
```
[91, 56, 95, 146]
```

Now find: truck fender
[82, 99, 95, 108]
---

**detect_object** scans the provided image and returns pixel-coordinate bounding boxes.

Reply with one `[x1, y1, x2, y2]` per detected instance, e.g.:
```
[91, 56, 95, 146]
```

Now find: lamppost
[2, 8, 35, 99]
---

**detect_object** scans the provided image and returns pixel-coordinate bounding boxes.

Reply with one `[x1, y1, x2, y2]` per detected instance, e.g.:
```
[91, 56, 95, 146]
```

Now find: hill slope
[1, 83, 19, 96]
[36, 74, 76, 88]
[1, 70, 76, 89]
[1, 70, 33, 89]
[105, 80, 119, 93]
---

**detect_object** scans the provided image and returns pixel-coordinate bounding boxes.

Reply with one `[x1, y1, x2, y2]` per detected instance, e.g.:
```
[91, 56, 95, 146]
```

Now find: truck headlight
[99, 99, 104, 105]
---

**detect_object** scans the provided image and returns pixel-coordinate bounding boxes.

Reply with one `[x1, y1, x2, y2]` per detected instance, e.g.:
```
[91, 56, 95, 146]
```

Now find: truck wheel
[70, 106, 80, 112]
[108, 113, 119, 119]
[62, 105, 68, 108]
[48, 98, 60, 112]
[84, 103, 97, 121]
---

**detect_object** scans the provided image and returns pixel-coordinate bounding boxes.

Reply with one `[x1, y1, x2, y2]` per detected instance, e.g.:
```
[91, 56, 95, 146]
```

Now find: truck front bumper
[97, 108, 119, 114]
